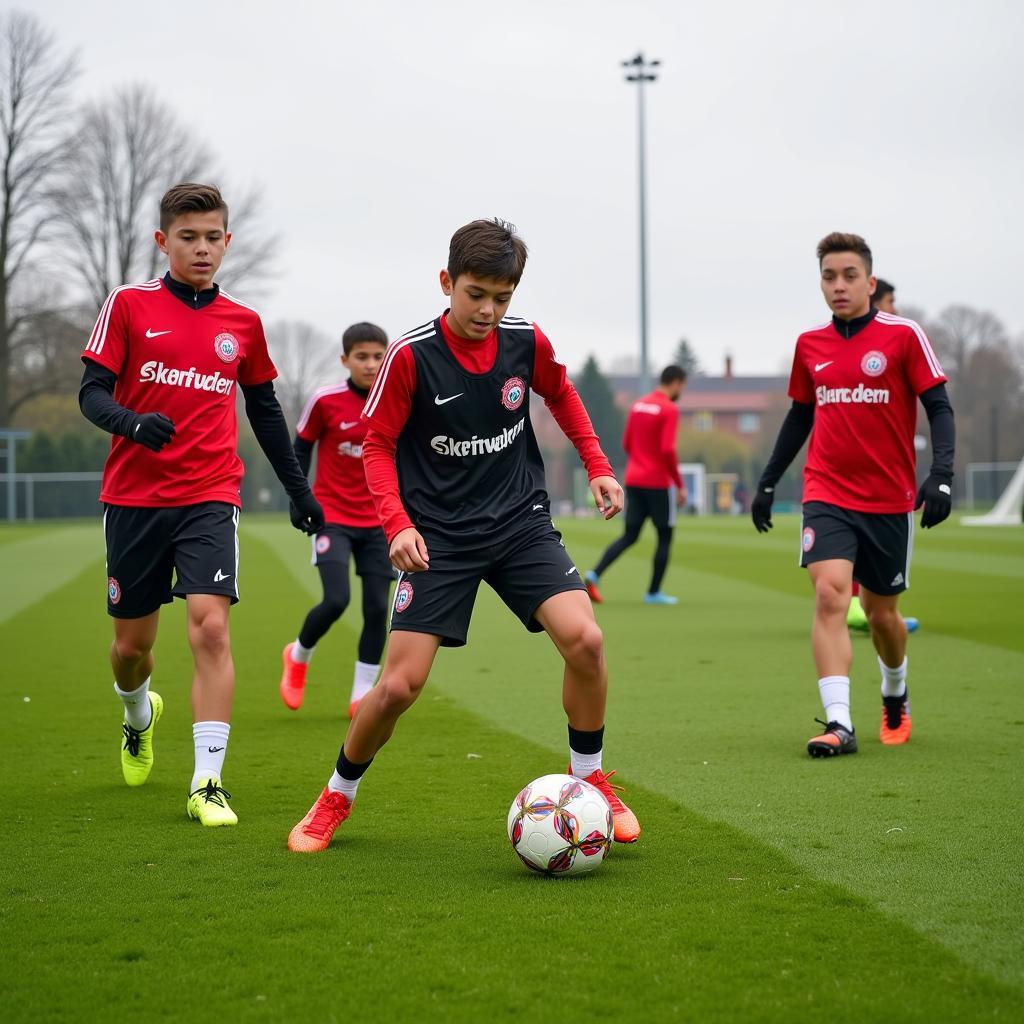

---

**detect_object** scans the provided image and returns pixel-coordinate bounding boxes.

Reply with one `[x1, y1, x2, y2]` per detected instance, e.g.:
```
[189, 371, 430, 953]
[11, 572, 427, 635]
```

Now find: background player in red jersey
[751, 233, 954, 757]
[279, 323, 393, 718]
[287, 218, 642, 853]
[584, 364, 687, 605]
[79, 183, 324, 826]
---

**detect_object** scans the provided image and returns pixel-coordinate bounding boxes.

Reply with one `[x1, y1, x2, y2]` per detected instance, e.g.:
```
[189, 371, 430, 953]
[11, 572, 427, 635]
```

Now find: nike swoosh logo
[207, 746, 224, 753]
[565, 566, 577, 576]
[340, 421, 360, 430]
[213, 569, 232, 582]
[814, 361, 833, 372]
[146, 329, 172, 338]
[434, 393, 464, 405]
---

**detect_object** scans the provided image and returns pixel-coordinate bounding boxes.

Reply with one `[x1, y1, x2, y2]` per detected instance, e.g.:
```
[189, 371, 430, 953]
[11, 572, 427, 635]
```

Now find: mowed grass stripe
[1, 544, 1021, 1023]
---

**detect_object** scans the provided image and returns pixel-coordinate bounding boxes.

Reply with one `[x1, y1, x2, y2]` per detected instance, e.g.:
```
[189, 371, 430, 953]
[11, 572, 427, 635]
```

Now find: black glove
[915, 473, 952, 529]
[289, 490, 325, 535]
[751, 484, 775, 533]
[131, 413, 176, 452]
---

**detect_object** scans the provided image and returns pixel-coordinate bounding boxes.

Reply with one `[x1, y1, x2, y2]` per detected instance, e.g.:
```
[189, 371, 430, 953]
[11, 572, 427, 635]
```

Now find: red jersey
[296, 381, 377, 528]
[622, 389, 682, 489]
[82, 279, 277, 507]
[788, 310, 947, 513]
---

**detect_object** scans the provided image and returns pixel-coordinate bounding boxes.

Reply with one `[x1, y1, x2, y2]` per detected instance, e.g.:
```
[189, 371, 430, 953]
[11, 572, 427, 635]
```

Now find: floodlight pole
[623, 51, 660, 395]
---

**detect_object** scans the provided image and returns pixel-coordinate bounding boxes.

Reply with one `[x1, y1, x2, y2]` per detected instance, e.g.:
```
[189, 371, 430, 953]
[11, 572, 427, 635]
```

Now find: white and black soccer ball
[507, 773, 613, 876]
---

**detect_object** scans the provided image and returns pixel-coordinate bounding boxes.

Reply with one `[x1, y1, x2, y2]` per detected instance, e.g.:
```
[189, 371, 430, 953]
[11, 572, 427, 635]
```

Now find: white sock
[351, 661, 379, 703]
[291, 640, 314, 664]
[191, 721, 230, 791]
[879, 656, 908, 698]
[569, 747, 603, 779]
[327, 769, 361, 802]
[114, 677, 152, 730]
[818, 675, 852, 731]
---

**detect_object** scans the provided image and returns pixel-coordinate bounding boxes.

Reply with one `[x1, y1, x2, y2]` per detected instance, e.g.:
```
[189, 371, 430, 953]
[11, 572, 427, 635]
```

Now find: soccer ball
[507, 773, 613, 876]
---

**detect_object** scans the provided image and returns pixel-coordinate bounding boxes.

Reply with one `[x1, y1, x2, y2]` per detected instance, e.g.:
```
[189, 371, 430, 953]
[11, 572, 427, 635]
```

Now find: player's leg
[644, 488, 677, 604]
[347, 529, 395, 718]
[585, 486, 645, 602]
[112, 612, 165, 786]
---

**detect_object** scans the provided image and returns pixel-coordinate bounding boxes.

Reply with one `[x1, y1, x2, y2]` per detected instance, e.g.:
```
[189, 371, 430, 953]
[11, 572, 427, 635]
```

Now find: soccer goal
[962, 456, 1024, 526]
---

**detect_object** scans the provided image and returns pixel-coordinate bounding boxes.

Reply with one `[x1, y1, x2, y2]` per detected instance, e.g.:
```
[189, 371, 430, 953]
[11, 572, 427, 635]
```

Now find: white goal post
[962, 457, 1024, 526]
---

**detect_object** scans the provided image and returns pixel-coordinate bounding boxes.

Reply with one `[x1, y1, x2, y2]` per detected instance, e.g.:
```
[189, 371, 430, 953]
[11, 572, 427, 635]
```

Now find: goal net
[962, 457, 1024, 526]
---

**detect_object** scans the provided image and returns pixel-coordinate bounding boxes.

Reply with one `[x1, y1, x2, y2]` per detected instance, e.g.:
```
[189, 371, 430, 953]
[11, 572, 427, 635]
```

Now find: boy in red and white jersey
[752, 233, 954, 756]
[79, 183, 323, 826]
[279, 323, 393, 718]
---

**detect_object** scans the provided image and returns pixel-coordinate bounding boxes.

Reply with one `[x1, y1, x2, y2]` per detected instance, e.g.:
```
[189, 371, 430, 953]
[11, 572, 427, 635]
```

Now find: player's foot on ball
[904, 616, 920, 634]
[279, 643, 308, 710]
[577, 768, 640, 844]
[288, 788, 352, 853]
[643, 592, 678, 605]
[121, 691, 163, 787]
[186, 777, 238, 827]
[881, 690, 912, 745]
[806, 719, 858, 758]
[583, 570, 603, 604]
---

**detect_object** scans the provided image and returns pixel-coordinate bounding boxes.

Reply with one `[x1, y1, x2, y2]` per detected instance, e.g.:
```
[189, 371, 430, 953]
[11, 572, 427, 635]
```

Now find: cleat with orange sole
[279, 643, 308, 710]
[807, 719, 858, 758]
[348, 698, 362, 720]
[288, 788, 352, 853]
[881, 691, 912, 745]
[583, 570, 603, 604]
[575, 767, 640, 843]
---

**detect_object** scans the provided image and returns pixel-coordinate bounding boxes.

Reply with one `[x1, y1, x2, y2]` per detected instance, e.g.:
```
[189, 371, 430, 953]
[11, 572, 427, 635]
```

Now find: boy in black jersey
[288, 219, 642, 853]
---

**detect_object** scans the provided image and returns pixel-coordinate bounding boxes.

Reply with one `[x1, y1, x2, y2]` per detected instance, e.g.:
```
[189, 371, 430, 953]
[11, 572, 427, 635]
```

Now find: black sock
[567, 724, 604, 755]
[336, 748, 373, 780]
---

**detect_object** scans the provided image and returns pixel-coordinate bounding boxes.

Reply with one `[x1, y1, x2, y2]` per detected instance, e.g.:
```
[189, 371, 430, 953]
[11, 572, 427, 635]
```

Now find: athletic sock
[114, 677, 152, 730]
[817, 676, 853, 732]
[350, 660, 379, 704]
[568, 724, 605, 778]
[191, 721, 230, 791]
[291, 640, 314, 664]
[879, 656, 908, 698]
[328, 748, 373, 801]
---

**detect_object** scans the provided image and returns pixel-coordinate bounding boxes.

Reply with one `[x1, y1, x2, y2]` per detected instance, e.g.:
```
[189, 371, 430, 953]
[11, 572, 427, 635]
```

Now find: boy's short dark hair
[873, 277, 895, 303]
[448, 218, 528, 286]
[660, 364, 687, 385]
[342, 321, 388, 355]
[816, 231, 872, 274]
[160, 182, 228, 233]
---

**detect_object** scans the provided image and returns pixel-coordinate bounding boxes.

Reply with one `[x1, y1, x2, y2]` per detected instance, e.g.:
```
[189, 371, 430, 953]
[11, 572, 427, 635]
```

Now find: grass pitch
[1, 514, 1022, 1022]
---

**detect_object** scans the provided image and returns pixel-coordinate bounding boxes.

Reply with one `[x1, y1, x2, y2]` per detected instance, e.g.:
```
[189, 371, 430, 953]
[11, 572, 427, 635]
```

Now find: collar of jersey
[438, 311, 499, 376]
[831, 306, 877, 340]
[163, 272, 220, 310]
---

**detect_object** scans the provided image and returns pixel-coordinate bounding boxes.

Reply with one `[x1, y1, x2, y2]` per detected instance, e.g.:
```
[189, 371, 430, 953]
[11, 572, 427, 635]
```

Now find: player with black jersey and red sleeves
[279, 322, 393, 718]
[288, 218, 642, 853]
[79, 183, 324, 827]
[752, 232, 955, 757]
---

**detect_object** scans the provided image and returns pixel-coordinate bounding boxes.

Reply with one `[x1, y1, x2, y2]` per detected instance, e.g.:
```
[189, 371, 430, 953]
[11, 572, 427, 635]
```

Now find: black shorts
[389, 519, 586, 647]
[312, 523, 394, 578]
[800, 501, 913, 596]
[104, 502, 240, 619]
[625, 486, 676, 531]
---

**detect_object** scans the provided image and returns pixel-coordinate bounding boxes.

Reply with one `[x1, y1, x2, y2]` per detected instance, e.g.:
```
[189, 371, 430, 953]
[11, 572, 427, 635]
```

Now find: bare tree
[267, 320, 339, 429]
[0, 11, 77, 423]
[53, 83, 277, 309]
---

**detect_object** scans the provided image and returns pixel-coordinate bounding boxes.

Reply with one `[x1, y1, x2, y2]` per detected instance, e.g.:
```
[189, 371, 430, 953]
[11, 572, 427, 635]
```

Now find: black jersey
[394, 317, 549, 549]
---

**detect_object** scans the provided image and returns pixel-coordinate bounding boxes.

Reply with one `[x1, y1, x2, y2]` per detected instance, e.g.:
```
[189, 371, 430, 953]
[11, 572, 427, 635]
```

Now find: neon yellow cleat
[121, 691, 163, 787]
[847, 596, 869, 631]
[186, 777, 238, 827]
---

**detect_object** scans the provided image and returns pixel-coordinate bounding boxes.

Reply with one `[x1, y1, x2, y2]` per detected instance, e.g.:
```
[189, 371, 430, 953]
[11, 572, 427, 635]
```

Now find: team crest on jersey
[861, 351, 887, 377]
[108, 576, 122, 605]
[801, 527, 815, 553]
[501, 376, 526, 411]
[213, 333, 240, 363]
[315, 535, 331, 555]
[395, 580, 414, 613]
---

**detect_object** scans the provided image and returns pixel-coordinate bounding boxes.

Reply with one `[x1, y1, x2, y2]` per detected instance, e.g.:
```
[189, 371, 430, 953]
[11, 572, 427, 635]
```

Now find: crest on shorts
[801, 527, 815, 552]
[108, 576, 122, 604]
[395, 580, 414, 613]
[501, 376, 526, 411]
[315, 535, 331, 555]
[861, 351, 886, 377]
[213, 332, 240, 363]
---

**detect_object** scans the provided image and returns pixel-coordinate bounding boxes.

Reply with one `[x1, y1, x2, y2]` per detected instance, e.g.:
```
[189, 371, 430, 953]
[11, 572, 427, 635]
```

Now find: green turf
[1, 516, 1022, 1022]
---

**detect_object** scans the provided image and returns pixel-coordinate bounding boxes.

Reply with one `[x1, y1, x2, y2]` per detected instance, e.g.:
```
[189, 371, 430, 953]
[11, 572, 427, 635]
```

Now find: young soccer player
[279, 323, 393, 717]
[752, 233, 954, 756]
[287, 218, 641, 853]
[584, 364, 687, 605]
[79, 182, 324, 826]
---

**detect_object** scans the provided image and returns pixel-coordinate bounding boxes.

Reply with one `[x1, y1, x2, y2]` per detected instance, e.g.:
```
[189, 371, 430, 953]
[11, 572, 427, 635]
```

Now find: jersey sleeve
[239, 316, 278, 387]
[82, 289, 130, 374]
[787, 339, 815, 404]
[900, 320, 948, 394]
[363, 427, 414, 542]
[661, 402, 683, 489]
[362, 341, 417, 438]
[295, 392, 323, 443]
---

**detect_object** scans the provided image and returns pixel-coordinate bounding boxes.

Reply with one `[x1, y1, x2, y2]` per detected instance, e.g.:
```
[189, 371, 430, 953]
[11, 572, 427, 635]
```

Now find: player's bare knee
[814, 579, 848, 617]
[189, 613, 230, 658]
[113, 636, 151, 664]
[566, 621, 605, 675]
[867, 605, 901, 635]
[378, 673, 425, 712]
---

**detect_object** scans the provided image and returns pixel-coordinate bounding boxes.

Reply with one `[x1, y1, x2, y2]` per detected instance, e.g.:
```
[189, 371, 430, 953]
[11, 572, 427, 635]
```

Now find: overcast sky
[30, 0, 1024, 377]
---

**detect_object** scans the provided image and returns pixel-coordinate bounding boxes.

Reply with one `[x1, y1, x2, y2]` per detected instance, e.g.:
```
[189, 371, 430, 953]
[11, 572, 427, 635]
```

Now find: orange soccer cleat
[577, 767, 640, 844]
[880, 691, 912, 745]
[287, 788, 352, 853]
[279, 643, 308, 710]
[583, 571, 604, 604]
[806, 719, 858, 758]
